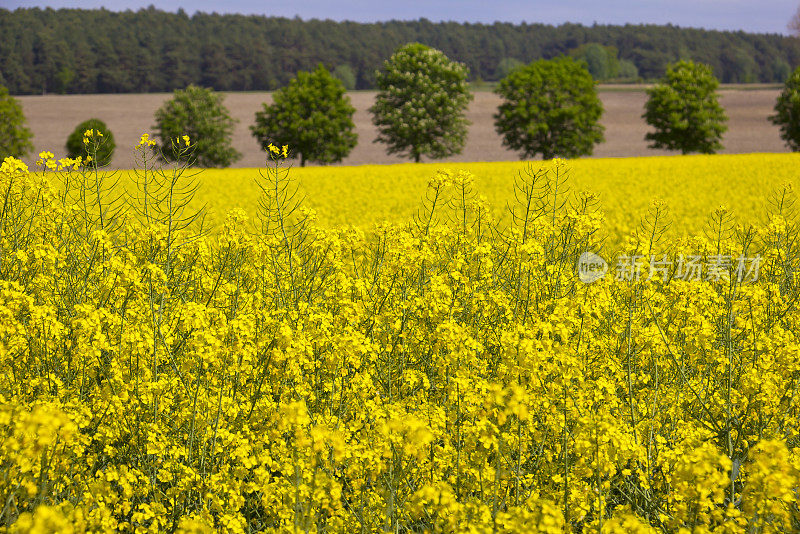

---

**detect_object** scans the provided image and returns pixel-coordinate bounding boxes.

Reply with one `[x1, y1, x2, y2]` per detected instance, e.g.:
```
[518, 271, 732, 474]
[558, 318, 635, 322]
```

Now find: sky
[2, 0, 798, 35]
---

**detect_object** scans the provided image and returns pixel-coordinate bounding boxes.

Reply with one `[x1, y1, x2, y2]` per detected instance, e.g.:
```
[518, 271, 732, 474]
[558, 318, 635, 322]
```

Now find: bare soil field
[17, 86, 789, 169]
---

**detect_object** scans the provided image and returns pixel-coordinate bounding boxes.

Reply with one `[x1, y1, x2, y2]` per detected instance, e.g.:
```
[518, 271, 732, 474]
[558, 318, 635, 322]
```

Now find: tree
[771, 58, 792, 84]
[332, 64, 356, 91]
[153, 84, 240, 167]
[643, 60, 727, 154]
[495, 57, 524, 81]
[370, 43, 472, 163]
[0, 85, 33, 159]
[494, 56, 605, 160]
[617, 59, 639, 81]
[569, 43, 620, 81]
[720, 47, 757, 83]
[66, 118, 115, 166]
[770, 66, 800, 151]
[251, 64, 357, 167]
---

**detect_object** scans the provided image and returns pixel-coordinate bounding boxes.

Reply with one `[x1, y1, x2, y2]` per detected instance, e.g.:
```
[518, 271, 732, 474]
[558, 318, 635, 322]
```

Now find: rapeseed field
[1, 140, 799, 533]
[179, 153, 799, 247]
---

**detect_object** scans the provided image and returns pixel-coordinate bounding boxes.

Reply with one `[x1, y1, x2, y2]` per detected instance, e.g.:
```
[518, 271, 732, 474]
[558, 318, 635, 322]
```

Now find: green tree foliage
[643, 60, 728, 154]
[721, 47, 757, 83]
[770, 66, 800, 151]
[332, 64, 356, 91]
[153, 85, 240, 168]
[495, 57, 524, 81]
[66, 118, 115, 166]
[771, 58, 792, 84]
[1, 8, 799, 94]
[494, 56, 605, 159]
[570, 43, 620, 80]
[0, 85, 33, 159]
[251, 64, 357, 167]
[370, 43, 472, 163]
[617, 59, 639, 81]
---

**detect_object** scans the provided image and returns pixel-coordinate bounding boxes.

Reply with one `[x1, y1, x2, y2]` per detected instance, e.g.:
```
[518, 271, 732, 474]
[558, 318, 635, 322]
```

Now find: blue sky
[3, 0, 798, 35]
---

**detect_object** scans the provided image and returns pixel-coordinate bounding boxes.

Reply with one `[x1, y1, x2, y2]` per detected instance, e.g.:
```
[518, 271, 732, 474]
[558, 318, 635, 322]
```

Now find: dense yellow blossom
[114, 154, 800, 243]
[0, 146, 799, 532]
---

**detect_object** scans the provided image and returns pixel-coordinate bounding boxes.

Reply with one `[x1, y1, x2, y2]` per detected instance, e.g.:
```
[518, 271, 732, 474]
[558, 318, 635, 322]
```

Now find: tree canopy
[153, 85, 241, 168]
[0, 85, 33, 159]
[771, 66, 800, 151]
[66, 118, 115, 166]
[370, 43, 472, 163]
[0, 7, 797, 95]
[251, 64, 357, 167]
[494, 57, 605, 159]
[643, 60, 728, 154]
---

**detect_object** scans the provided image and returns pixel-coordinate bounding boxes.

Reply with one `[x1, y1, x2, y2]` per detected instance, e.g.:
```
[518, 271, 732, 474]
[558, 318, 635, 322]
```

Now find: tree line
[7, 43, 800, 168]
[1, 7, 799, 95]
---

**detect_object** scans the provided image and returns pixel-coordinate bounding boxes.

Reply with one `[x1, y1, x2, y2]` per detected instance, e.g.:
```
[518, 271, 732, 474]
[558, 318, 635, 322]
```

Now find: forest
[1, 6, 798, 95]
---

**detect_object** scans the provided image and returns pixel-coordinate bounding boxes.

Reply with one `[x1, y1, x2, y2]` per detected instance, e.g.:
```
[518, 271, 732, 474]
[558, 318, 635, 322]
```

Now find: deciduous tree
[252, 65, 357, 167]
[66, 118, 115, 166]
[771, 65, 800, 151]
[370, 43, 472, 163]
[153, 84, 240, 167]
[643, 60, 727, 154]
[0, 85, 33, 159]
[494, 56, 605, 159]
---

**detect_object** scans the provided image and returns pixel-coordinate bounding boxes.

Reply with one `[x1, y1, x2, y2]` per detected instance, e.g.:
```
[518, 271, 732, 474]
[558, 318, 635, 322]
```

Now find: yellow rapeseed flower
[137, 133, 157, 148]
[1, 150, 799, 533]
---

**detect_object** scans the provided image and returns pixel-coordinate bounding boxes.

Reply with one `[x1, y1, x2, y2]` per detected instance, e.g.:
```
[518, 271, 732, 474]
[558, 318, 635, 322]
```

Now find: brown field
[16, 86, 789, 169]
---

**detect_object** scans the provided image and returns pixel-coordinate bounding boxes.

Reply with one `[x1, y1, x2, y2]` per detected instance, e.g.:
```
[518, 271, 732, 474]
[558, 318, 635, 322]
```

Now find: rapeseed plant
[0, 142, 798, 533]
